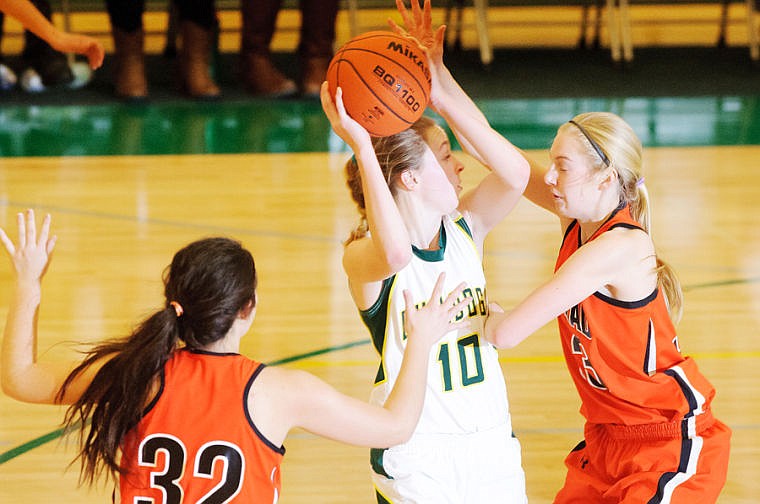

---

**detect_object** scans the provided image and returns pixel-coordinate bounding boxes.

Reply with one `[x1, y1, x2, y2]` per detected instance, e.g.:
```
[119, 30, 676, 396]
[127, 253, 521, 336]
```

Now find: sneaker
[0, 62, 17, 91]
[21, 60, 94, 93]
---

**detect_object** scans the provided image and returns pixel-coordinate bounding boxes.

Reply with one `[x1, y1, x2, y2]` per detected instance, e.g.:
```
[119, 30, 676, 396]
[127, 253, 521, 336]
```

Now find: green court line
[2, 275, 758, 465]
[0, 340, 369, 465]
[0, 427, 68, 464]
[266, 339, 368, 366]
[683, 277, 760, 291]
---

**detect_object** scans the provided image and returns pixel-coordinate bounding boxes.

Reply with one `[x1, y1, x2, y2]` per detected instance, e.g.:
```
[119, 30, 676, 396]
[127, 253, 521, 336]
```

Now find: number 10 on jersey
[437, 334, 485, 392]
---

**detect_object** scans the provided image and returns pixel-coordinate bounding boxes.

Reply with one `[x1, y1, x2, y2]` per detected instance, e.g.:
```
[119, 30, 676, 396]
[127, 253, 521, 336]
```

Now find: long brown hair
[344, 117, 434, 244]
[562, 112, 683, 323]
[57, 237, 257, 485]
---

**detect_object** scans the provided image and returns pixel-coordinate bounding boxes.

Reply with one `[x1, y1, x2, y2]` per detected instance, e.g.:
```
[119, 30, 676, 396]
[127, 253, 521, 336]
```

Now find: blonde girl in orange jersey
[485, 112, 731, 503]
[0, 209, 472, 503]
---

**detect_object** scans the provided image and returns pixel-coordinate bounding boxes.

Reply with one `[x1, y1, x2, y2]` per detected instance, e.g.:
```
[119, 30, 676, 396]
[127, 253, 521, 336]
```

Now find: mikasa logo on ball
[326, 31, 431, 136]
[385, 41, 431, 82]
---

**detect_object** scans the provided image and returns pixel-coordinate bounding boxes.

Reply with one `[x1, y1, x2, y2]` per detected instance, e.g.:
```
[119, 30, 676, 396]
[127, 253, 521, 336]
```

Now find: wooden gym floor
[0, 143, 758, 502]
[1, 3, 759, 503]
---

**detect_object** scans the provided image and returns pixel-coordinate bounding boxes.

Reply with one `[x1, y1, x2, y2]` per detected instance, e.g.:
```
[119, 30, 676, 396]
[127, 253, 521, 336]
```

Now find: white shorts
[371, 423, 527, 504]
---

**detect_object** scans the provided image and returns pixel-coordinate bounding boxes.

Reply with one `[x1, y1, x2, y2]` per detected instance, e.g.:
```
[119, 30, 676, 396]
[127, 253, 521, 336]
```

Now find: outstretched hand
[402, 272, 471, 349]
[0, 209, 57, 284]
[389, 0, 446, 67]
[389, 0, 447, 110]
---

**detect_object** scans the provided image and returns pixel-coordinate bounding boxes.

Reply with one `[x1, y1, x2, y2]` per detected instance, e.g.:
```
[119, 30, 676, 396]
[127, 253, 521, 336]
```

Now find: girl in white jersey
[319, 1, 530, 501]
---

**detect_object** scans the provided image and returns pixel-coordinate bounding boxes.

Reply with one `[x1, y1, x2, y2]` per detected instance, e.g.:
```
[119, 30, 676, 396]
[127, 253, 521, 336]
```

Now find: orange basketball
[327, 31, 431, 137]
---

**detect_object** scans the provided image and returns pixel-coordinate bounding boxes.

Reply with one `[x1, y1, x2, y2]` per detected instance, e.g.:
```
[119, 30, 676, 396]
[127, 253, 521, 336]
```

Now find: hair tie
[636, 177, 645, 187]
[169, 301, 184, 317]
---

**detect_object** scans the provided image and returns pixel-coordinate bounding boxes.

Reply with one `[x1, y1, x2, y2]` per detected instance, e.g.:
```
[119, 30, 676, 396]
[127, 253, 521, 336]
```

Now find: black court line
[0, 198, 342, 245]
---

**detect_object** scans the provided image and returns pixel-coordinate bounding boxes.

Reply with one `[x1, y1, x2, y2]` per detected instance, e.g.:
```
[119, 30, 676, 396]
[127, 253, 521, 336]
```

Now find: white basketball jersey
[361, 214, 512, 435]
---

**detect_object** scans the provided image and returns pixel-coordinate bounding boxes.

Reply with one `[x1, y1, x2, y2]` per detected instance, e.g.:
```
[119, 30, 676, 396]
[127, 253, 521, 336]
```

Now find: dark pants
[106, 0, 217, 32]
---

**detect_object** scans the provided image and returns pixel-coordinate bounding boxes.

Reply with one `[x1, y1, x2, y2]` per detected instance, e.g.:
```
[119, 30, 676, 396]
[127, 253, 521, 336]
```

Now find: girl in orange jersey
[0, 209, 472, 503]
[0, 0, 103, 69]
[485, 112, 731, 503]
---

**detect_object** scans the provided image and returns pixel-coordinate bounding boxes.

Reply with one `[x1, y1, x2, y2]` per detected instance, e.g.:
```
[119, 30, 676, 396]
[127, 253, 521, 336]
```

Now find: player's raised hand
[320, 82, 372, 153]
[389, 0, 446, 66]
[0, 209, 57, 284]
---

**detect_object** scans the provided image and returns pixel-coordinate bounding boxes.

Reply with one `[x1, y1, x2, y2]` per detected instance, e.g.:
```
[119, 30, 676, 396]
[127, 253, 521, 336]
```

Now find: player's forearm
[1, 280, 43, 399]
[0, 0, 58, 44]
[382, 341, 430, 442]
[358, 157, 412, 265]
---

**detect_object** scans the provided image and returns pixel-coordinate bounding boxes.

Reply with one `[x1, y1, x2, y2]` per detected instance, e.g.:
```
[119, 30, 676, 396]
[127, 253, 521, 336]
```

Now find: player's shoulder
[586, 226, 654, 274]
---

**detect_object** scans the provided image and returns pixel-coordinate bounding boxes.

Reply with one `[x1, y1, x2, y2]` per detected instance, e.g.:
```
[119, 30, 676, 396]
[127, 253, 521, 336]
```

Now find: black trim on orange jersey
[664, 368, 701, 419]
[570, 440, 587, 453]
[608, 222, 643, 232]
[188, 348, 240, 357]
[243, 364, 286, 455]
[582, 201, 629, 245]
[561, 219, 578, 248]
[141, 368, 165, 417]
[593, 287, 658, 309]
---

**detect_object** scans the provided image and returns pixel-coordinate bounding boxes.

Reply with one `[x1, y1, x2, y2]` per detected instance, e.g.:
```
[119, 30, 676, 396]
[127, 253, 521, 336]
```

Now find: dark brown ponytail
[58, 237, 257, 485]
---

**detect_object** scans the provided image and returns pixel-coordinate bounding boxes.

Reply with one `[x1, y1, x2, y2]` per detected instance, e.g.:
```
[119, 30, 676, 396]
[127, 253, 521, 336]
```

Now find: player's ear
[399, 169, 418, 190]
[239, 299, 256, 320]
[598, 166, 618, 190]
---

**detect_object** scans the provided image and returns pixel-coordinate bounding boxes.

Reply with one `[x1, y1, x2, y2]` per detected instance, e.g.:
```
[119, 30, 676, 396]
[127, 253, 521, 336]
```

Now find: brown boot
[241, 53, 297, 97]
[179, 20, 220, 99]
[112, 28, 147, 100]
[239, 0, 296, 97]
[300, 56, 330, 98]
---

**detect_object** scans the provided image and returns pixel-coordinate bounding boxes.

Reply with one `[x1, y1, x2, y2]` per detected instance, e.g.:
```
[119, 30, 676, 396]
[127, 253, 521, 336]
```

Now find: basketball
[326, 31, 431, 137]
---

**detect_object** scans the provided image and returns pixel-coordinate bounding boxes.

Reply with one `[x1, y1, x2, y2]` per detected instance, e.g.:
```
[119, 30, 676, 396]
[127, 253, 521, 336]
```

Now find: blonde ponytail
[569, 112, 684, 324]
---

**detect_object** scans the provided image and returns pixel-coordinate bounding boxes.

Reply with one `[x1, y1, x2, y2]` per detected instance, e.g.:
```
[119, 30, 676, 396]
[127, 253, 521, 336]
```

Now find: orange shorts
[554, 414, 731, 504]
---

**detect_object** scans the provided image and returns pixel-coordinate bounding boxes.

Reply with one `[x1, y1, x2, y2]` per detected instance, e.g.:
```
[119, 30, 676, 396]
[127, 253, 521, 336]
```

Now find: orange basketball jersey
[119, 349, 285, 503]
[555, 204, 718, 428]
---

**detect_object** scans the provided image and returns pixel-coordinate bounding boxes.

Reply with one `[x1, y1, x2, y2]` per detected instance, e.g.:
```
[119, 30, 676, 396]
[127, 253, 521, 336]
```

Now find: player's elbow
[492, 334, 520, 350]
[2, 375, 28, 402]
[381, 423, 415, 447]
[485, 325, 520, 350]
[511, 156, 531, 193]
[1, 369, 54, 404]
[385, 247, 413, 272]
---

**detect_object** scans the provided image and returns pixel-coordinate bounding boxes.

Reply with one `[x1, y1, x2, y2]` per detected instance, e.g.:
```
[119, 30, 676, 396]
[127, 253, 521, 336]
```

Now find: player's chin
[553, 198, 570, 215]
